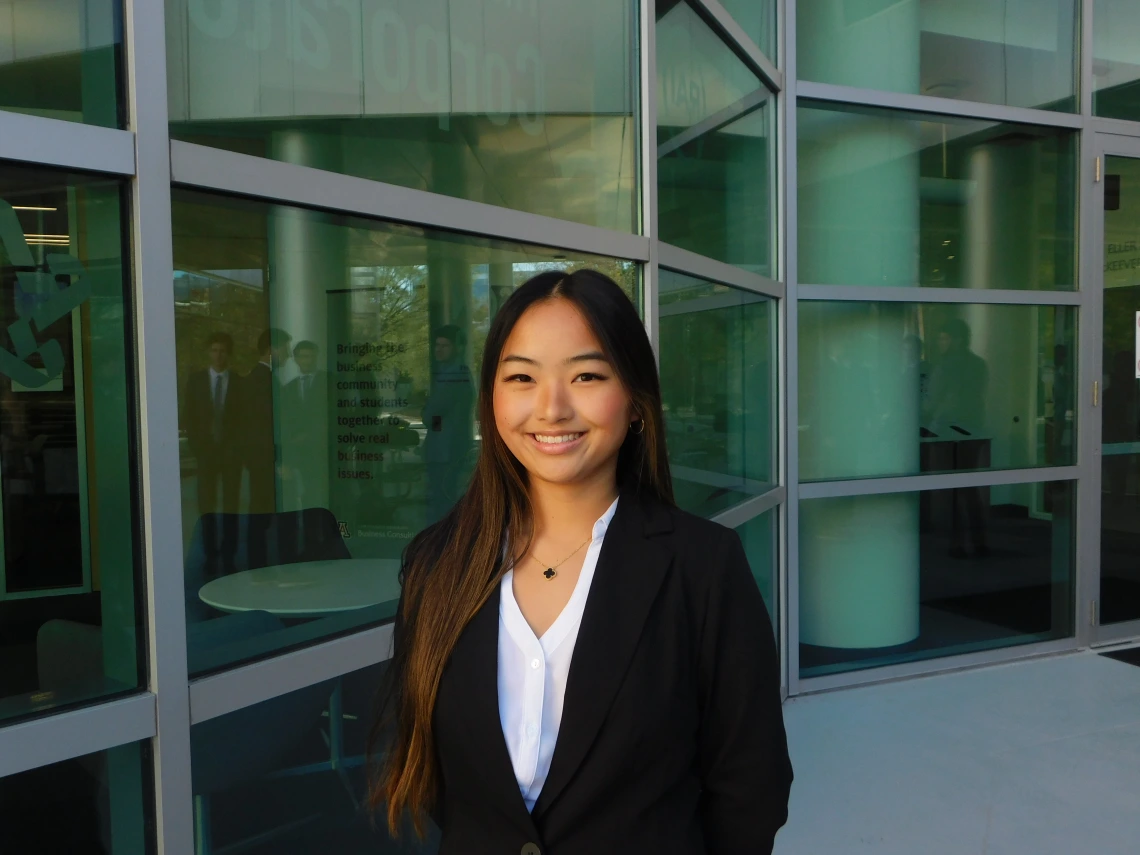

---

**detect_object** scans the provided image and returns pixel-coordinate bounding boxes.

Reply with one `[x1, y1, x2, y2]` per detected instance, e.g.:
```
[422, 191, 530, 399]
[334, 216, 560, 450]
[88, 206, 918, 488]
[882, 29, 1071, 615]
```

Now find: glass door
[1094, 139, 1140, 643]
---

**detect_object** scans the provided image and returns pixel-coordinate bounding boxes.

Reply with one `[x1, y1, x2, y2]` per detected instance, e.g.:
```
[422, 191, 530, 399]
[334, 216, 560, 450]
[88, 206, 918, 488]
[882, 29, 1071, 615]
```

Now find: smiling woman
[369, 269, 791, 854]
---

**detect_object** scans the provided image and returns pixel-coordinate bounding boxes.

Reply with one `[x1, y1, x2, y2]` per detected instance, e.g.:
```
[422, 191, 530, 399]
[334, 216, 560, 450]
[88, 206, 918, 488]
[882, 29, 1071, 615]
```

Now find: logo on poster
[0, 201, 92, 388]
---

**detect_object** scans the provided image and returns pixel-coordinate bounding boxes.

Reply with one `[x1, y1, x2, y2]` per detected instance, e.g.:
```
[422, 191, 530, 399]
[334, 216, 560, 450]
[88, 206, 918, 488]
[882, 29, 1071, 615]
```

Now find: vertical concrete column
[268, 132, 347, 511]
[797, 0, 922, 649]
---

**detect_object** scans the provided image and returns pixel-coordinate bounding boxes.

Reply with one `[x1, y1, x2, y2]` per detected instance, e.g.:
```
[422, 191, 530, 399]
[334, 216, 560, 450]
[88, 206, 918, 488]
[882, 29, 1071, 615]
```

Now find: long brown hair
[368, 268, 673, 835]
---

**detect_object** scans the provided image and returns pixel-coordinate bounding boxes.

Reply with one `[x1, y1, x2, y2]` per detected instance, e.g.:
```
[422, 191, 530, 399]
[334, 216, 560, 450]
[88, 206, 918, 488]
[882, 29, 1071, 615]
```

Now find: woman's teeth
[533, 433, 582, 444]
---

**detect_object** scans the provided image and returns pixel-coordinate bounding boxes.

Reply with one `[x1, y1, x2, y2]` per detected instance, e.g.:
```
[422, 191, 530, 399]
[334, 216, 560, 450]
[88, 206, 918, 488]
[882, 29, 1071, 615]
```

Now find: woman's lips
[528, 432, 585, 454]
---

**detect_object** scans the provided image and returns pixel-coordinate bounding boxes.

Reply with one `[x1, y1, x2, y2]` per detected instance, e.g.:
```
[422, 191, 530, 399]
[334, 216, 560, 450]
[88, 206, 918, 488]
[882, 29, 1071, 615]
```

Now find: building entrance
[1093, 138, 1140, 643]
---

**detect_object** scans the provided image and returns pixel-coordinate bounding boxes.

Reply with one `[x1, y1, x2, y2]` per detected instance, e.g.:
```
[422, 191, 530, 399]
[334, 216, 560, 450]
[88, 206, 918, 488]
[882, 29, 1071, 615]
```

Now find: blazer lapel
[532, 495, 674, 817]
[443, 582, 538, 835]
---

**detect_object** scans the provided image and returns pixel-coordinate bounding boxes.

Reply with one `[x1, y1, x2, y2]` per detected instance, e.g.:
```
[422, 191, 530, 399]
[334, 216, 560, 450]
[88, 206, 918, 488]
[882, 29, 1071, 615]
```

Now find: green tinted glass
[736, 509, 777, 633]
[173, 188, 638, 676]
[166, 0, 638, 232]
[0, 742, 153, 853]
[718, 0, 775, 59]
[798, 301, 1077, 482]
[800, 480, 1075, 678]
[660, 270, 775, 517]
[797, 0, 1078, 113]
[0, 166, 142, 723]
[1099, 155, 1140, 626]
[1093, 0, 1140, 120]
[190, 662, 434, 850]
[658, 1, 774, 275]
[798, 102, 1078, 291]
[0, 0, 124, 127]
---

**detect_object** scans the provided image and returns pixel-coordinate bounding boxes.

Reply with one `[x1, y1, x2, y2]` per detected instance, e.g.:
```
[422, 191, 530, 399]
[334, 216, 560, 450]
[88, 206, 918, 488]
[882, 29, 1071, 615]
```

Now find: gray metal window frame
[5, 0, 1140, 849]
[785, 0, 1140, 697]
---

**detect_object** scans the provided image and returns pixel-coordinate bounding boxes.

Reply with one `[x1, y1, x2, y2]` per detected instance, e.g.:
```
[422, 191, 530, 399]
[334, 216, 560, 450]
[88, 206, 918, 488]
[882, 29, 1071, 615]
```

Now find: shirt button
[521, 844, 541, 855]
[530, 658, 541, 670]
[526, 723, 538, 739]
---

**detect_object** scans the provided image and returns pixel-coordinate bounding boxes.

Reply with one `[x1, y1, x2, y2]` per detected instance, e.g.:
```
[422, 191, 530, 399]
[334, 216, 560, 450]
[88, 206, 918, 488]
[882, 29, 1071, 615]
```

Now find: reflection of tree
[342, 265, 430, 414]
[173, 271, 269, 402]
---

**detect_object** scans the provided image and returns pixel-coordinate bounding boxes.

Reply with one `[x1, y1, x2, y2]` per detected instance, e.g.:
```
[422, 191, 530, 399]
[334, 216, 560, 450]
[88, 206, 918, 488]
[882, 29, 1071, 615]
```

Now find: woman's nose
[535, 380, 573, 422]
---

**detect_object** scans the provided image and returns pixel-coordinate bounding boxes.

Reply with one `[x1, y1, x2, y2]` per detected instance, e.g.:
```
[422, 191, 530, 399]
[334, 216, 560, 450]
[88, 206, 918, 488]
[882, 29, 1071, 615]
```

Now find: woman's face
[493, 298, 635, 492]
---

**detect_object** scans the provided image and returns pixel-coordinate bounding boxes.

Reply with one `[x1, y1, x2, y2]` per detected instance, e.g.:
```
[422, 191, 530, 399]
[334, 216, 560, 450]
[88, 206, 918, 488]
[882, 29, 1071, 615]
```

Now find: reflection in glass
[800, 481, 1075, 678]
[0, 166, 143, 723]
[0, 0, 123, 127]
[1100, 155, 1140, 627]
[166, 0, 638, 232]
[1093, 0, 1140, 121]
[0, 741, 153, 853]
[191, 663, 433, 853]
[657, 1, 773, 275]
[798, 301, 1077, 482]
[659, 270, 774, 517]
[718, 0, 775, 59]
[797, 0, 1078, 113]
[798, 102, 1078, 291]
[736, 509, 777, 635]
[173, 188, 638, 675]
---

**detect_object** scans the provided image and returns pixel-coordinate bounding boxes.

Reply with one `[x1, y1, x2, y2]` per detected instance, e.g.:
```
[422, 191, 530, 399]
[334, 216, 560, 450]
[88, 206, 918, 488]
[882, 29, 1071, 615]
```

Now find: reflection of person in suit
[282, 340, 329, 510]
[422, 325, 474, 524]
[926, 320, 990, 558]
[181, 332, 243, 577]
[244, 327, 292, 568]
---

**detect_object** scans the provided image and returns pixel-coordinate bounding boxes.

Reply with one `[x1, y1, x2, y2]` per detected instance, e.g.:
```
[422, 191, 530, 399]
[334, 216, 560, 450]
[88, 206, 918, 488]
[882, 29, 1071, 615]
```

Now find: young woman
[371, 269, 792, 854]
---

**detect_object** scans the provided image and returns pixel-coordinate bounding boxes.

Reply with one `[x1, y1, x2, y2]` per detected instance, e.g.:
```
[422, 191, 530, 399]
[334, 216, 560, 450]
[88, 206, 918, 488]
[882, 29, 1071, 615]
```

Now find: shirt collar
[209, 367, 228, 380]
[592, 496, 620, 541]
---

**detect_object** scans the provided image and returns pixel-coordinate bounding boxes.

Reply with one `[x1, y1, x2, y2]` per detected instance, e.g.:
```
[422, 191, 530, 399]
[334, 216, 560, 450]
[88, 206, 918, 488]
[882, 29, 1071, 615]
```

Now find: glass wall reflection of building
[1, 0, 1138, 851]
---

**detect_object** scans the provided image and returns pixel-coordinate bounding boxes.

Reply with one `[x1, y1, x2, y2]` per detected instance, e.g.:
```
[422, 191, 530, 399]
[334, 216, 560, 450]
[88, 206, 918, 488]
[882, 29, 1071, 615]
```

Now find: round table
[198, 558, 402, 618]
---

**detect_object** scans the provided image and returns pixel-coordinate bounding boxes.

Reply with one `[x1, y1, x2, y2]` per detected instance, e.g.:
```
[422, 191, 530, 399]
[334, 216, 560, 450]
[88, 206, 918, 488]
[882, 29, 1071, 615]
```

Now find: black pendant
[543, 568, 557, 580]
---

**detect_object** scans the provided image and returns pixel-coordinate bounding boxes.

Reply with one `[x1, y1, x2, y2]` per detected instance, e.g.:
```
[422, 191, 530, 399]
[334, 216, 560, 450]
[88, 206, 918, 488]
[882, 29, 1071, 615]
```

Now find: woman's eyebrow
[565, 351, 608, 365]
[500, 354, 538, 365]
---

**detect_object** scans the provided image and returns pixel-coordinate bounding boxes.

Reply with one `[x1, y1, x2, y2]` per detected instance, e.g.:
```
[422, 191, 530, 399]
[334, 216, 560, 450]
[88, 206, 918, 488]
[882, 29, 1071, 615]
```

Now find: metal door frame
[1085, 132, 1140, 647]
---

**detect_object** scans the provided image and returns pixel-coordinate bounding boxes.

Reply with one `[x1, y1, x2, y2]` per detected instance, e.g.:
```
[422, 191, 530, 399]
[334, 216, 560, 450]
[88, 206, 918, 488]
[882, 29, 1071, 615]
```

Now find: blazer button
[521, 844, 541, 855]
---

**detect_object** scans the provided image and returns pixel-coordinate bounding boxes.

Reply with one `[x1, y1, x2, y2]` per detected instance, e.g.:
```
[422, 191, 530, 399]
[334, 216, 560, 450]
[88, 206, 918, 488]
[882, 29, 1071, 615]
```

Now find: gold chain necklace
[529, 534, 592, 580]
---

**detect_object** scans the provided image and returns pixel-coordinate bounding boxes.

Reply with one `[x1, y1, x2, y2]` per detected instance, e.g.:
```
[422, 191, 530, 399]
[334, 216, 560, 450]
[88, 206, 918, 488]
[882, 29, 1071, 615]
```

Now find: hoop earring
[630, 419, 645, 435]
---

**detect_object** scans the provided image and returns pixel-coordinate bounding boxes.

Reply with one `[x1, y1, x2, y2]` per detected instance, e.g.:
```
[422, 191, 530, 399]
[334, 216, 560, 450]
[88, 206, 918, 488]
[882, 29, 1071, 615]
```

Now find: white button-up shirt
[497, 497, 619, 812]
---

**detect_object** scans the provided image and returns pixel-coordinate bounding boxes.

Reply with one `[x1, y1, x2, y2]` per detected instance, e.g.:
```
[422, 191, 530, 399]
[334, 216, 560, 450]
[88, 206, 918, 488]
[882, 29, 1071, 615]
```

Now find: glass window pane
[657, 1, 774, 275]
[797, 0, 1078, 113]
[1101, 154, 1140, 627]
[735, 508, 777, 634]
[718, 0, 775, 59]
[798, 301, 1077, 482]
[173, 188, 638, 676]
[659, 270, 774, 517]
[799, 480, 1075, 678]
[0, 741, 154, 853]
[0, 0, 124, 128]
[798, 102, 1079, 291]
[165, 0, 638, 233]
[1093, 0, 1140, 120]
[190, 662, 433, 852]
[0, 167, 143, 723]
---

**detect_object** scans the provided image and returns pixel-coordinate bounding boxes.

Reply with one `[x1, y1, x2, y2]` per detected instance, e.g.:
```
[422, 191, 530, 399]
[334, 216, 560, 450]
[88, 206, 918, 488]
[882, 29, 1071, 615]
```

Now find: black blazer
[180, 369, 244, 460]
[241, 362, 277, 468]
[426, 493, 793, 854]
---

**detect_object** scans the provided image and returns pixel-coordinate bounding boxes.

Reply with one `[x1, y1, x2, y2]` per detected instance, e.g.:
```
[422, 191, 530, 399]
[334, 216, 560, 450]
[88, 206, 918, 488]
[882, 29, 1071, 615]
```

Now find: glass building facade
[0, 1, 1138, 851]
